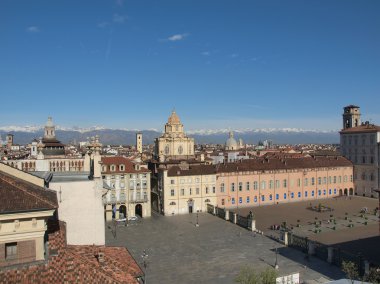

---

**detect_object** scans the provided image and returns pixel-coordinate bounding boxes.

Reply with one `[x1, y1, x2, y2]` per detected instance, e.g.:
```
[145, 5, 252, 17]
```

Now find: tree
[364, 268, 380, 284]
[341, 260, 359, 284]
[235, 266, 260, 284]
[260, 268, 277, 284]
[235, 266, 277, 284]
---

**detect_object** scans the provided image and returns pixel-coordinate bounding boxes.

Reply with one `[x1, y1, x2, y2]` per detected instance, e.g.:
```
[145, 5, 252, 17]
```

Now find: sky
[1, 0, 379, 131]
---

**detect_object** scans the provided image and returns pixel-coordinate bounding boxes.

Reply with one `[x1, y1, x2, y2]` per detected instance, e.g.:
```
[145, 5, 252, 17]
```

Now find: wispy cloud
[230, 53, 239, 58]
[26, 26, 40, 33]
[113, 14, 127, 23]
[98, 22, 109, 28]
[168, 33, 188, 41]
[201, 51, 210, 56]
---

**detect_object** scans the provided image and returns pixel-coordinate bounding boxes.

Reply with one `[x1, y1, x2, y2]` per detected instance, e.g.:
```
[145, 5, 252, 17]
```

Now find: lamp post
[374, 189, 380, 235]
[141, 249, 148, 284]
[274, 247, 279, 270]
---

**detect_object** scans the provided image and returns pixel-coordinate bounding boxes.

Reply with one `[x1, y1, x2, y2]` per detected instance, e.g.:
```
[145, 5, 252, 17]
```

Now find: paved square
[106, 213, 345, 284]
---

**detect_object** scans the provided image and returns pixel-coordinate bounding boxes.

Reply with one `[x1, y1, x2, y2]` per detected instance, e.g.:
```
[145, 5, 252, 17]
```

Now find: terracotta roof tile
[0, 171, 58, 214]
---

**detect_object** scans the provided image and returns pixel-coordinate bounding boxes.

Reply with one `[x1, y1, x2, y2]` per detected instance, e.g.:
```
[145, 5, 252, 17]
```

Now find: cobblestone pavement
[106, 213, 345, 284]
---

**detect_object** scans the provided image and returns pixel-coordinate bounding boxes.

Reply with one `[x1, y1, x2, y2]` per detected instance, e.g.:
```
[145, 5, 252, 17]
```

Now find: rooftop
[0, 170, 58, 214]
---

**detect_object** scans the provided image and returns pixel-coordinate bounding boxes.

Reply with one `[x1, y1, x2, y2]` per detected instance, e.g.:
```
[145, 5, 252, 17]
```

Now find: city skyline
[1, 0, 379, 130]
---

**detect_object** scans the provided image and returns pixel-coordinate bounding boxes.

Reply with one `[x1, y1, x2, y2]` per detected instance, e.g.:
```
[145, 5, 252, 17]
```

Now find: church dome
[168, 111, 181, 124]
[225, 131, 238, 150]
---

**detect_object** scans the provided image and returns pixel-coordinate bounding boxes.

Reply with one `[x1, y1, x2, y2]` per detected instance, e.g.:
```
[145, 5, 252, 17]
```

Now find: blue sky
[1, 0, 379, 131]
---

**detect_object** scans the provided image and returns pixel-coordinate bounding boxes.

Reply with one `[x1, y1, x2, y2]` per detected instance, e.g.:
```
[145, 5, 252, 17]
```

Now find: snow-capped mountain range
[0, 125, 340, 145]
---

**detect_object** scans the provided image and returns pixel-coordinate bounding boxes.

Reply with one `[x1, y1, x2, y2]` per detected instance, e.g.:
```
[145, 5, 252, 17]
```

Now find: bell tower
[343, 105, 361, 129]
[44, 117, 56, 140]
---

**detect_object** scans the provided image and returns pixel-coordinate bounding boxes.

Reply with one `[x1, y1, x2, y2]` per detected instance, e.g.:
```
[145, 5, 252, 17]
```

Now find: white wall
[49, 179, 105, 245]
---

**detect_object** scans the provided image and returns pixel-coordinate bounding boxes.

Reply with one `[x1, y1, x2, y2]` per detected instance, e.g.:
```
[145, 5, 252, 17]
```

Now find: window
[276, 194, 279, 200]
[328, 176, 332, 184]
[246, 196, 250, 203]
[171, 179, 175, 185]
[220, 183, 225, 193]
[212, 186, 216, 193]
[261, 195, 265, 202]
[111, 165, 116, 172]
[239, 197, 242, 204]
[181, 189, 185, 196]
[189, 188, 192, 195]
[304, 178, 308, 186]
[231, 183, 235, 192]
[254, 196, 258, 202]
[323, 177, 327, 184]
[180, 179, 185, 184]
[119, 164, 125, 171]
[239, 182, 243, 191]
[338, 176, 342, 183]
[329, 189, 332, 195]
[253, 181, 258, 190]
[205, 199, 211, 203]
[334, 189, 336, 194]
[5, 243, 17, 260]
[232, 198, 235, 204]
[284, 193, 287, 199]
[283, 179, 287, 188]
[305, 191, 308, 197]
[318, 177, 321, 185]
[120, 183, 125, 188]
[311, 178, 315, 186]
[269, 194, 273, 201]
[298, 192, 301, 198]
[323, 189, 326, 195]
[269, 180, 274, 189]
[275, 180, 280, 188]
[246, 182, 250, 191]
[196, 188, 200, 195]
[297, 179, 301, 187]
[195, 178, 200, 183]
[333, 176, 337, 184]
[290, 192, 294, 199]
[311, 190, 315, 197]
[261, 181, 266, 190]
[222, 199, 225, 206]
[171, 189, 175, 196]
[350, 175, 353, 182]
[318, 190, 321, 196]
[206, 187, 209, 194]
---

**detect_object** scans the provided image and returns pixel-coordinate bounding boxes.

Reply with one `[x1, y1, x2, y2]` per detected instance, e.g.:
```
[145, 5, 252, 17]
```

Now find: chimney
[97, 252, 105, 263]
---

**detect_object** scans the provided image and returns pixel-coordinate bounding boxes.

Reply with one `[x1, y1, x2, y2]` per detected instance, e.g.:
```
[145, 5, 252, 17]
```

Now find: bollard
[233, 213, 237, 224]
[225, 210, 229, 221]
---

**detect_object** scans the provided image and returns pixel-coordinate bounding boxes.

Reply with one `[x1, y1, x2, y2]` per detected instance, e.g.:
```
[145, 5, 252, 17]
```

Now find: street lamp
[274, 246, 279, 270]
[141, 249, 149, 284]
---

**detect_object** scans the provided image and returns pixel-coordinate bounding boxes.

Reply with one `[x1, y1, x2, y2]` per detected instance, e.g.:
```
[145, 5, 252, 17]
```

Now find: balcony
[129, 197, 149, 203]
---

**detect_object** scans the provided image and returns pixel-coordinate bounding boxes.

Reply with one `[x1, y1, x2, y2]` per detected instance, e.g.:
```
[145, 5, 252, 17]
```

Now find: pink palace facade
[215, 156, 354, 209]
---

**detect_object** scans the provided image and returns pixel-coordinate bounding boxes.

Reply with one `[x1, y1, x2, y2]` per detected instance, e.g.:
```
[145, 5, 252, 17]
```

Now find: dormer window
[102, 165, 107, 172]
[110, 165, 116, 172]
[119, 164, 125, 171]
[135, 164, 140, 171]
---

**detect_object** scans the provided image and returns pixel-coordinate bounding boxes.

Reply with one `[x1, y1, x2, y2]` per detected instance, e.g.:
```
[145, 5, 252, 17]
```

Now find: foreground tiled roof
[0, 170, 58, 214]
[101, 156, 150, 174]
[0, 221, 143, 284]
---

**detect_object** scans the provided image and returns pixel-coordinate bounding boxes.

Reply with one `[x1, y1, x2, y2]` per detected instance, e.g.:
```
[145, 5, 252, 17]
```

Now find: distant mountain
[0, 125, 339, 145]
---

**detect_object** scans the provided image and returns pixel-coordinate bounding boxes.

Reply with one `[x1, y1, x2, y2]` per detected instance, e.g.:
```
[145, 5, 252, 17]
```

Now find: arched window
[120, 164, 125, 171]
[169, 202, 176, 205]
[111, 165, 116, 172]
